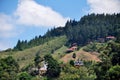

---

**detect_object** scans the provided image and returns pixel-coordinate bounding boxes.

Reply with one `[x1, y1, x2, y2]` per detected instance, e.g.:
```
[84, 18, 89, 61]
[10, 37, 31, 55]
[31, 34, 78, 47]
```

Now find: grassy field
[52, 45, 68, 60]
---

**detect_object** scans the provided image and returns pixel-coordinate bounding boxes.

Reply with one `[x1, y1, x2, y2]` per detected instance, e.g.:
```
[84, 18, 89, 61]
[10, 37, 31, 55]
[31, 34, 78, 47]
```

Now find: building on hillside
[66, 43, 78, 53]
[74, 59, 84, 67]
[106, 36, 116, 41]
[95, 36, 116, 43]
[66, 46, 77, 53]
[39, 62, 47, 75]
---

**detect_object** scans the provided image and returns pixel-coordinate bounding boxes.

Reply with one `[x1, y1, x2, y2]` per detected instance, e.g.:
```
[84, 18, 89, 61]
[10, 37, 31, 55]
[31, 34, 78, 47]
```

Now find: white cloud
[87, 0, 120, 14]
[15, 0, 69, 27]
[0, 14, 19, 50]
[0, 14, 17, 38]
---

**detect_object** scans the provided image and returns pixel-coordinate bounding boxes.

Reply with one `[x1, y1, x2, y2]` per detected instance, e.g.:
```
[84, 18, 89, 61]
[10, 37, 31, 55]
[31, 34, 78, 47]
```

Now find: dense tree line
[44, 13, 120, 44]
[44, 13, 120, 46]
[65, 13, 120, 45]
[14, 36, 53, 51]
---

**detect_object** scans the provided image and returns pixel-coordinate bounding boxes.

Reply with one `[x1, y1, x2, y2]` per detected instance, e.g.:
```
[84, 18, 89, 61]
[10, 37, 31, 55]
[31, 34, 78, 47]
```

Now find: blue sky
[0, 0, 120, 50]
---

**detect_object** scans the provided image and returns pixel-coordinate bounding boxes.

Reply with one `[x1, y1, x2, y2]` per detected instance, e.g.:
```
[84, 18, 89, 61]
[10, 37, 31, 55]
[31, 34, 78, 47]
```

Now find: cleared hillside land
[60, 49, 100, 63]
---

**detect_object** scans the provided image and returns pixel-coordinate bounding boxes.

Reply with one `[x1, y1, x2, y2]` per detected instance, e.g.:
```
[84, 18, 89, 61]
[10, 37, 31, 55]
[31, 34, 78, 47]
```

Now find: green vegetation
[0, 13, 120, 80]
[65, 14, 120, 46]
[0, 56, 19, 80]
[16, 72, 31, 80]
[93, 41, 120, 80]
[45, 14, 120, 46]
[107, 65, 120, 80]
[58, 64, 96, 80]
[52, 45, 67, 60]
[0, 36, 67, 69]
[34, 51, 41, 67]
[44, 54, 61, 79]
[72, 53, 76, 59]
[14, 36, 53, 51]
[69, 60, 74, 66]
[83, 42, 107, 52]
[14, 14, 120, 50]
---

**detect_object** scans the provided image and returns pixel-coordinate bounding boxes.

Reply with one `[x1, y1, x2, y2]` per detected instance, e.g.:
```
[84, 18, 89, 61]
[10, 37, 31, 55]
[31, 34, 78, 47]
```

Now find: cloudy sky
[0, 0, 120, 50]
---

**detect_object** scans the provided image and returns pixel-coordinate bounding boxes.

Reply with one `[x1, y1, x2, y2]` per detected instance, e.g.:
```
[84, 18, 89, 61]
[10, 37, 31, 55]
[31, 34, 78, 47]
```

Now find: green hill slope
[0, 36, 67, 69]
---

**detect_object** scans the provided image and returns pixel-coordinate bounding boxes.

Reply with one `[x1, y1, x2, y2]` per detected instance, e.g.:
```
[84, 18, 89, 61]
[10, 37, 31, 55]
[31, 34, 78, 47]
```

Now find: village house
[39, 63, 47, 75]
[74, 59, 84, 67]
[66, 43, 78, 53]
[106, 36, 116, 41]
[31, 61, 47, 76]
[94, 36, 116, 43]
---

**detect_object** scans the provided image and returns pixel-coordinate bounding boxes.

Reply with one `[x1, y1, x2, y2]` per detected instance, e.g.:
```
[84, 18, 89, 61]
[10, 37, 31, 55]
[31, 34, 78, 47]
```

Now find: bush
[69, 60, 74, 66]
[107, 65, 120, 80]
[16, 72, 31, 80]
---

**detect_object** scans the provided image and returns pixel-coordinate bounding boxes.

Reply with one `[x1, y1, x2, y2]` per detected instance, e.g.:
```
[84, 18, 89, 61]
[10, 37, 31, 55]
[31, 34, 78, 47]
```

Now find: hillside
[0, 36, 67, 69]
[0, 13, 120, 80]
[50, 14, 120, 45]
[13, 14, 120, 51]
[0, 35, 101, 69]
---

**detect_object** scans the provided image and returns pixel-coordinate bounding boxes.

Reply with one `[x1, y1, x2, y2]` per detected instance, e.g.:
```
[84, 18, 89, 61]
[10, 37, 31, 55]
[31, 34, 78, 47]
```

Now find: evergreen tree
[16, 72, 31, 80]
[72, 53, 76, 59]
[44, 54, 61, 78]
[34, 51, 41, 67]
[69, 60, 74, 66]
